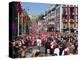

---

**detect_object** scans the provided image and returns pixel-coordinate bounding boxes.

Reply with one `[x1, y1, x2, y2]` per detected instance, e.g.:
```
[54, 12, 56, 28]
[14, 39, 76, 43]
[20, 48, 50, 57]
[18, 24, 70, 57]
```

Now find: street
[9, 2, 78, 58]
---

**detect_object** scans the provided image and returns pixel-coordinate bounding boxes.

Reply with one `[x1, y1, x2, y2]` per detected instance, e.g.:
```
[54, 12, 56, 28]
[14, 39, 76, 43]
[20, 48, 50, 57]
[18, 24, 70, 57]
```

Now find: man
[19, 46, 27, 58]
[54, 45, 59, 56]
[36, 37, 41, 50]
[45, 37, 51, 55]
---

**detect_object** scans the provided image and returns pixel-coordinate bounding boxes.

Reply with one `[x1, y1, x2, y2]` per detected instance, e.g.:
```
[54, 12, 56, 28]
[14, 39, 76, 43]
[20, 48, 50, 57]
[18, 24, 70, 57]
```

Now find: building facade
[44, 4, 56, 32]
[29, 15, 39, 34]
[44, 4, 78, 33]
[62, 5, 78, 32]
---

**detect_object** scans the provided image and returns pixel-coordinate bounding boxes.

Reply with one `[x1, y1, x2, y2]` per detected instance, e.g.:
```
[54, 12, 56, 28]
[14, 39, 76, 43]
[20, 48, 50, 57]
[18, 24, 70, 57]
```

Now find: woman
[19, 46, 27, 58]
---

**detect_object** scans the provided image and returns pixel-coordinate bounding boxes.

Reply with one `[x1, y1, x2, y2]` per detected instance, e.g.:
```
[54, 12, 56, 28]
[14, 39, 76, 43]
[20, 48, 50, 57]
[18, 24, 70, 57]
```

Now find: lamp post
[18, 12, 19, 36]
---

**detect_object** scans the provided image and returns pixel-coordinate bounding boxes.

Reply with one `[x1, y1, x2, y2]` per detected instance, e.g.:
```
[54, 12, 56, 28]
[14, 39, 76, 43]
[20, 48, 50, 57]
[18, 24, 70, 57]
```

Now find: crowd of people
[10, 32, 78, 58]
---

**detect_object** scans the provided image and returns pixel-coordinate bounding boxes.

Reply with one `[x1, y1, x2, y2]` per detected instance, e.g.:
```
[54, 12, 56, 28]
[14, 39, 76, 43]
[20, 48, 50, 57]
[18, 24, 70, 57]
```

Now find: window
[63, 23, 67, 28]
[63, 7, 66, 16]
[70, 15, 74, 19]
[70, 7, 74, 15]
[70, 23, 74, 28]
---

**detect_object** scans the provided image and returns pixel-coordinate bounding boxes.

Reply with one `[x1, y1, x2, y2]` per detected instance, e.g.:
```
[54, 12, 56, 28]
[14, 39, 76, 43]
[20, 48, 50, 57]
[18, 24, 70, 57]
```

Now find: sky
[21, 2, 49, 16]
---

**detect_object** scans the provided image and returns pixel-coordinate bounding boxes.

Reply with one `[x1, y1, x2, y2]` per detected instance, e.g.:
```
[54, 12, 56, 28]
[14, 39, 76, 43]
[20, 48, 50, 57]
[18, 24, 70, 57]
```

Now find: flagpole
[22, 16, 23, 33]
[17, 2, 22, 36]
[18, 12, 19, 36]
[21, 13, 23, 34]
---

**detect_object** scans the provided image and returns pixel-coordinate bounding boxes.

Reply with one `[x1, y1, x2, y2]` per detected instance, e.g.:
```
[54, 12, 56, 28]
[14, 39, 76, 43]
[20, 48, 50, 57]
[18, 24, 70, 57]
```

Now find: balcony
[62, 19, 78, 23]
[70, 19, 74, 22]
[62, 19, 67, 22]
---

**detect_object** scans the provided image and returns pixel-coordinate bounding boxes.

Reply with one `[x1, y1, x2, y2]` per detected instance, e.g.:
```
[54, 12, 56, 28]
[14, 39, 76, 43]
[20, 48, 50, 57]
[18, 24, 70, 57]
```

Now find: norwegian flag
[17, 2, 22, 15]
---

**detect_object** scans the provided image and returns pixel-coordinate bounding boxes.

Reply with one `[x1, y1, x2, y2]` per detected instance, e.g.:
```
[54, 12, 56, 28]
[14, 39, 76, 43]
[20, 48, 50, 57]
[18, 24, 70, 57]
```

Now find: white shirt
[36, 39, 41, 46]
[54, 48, 59, 56]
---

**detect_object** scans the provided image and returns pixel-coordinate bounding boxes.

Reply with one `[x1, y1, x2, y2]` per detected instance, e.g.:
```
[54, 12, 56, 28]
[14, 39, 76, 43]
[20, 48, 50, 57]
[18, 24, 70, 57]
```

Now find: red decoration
[17, 9, 21, 14]
[21, 16, 26, 23]
[17, 2, 22, 15]
[23, 16, 26, 23]
[74, 5, 76, 28]
[17, 2, 21, 7]
[67, 5, 70, 28]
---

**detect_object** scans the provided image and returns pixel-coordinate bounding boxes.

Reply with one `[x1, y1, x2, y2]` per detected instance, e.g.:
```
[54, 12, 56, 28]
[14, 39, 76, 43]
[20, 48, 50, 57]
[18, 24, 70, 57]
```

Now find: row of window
[63, 23, 78, 29]
[63, 7, 78, 16]
[62, 15, 78, 20]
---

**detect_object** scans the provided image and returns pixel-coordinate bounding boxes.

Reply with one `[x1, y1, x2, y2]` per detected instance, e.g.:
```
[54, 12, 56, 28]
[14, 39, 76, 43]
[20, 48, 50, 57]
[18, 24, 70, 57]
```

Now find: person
[62, 47, 69, 55]
[45, 37, 51, 55]
[19, 46, 27, 58]
[32, 49, 40, 57]
[11, 41, 18, 58]
[54, 45, 59, 56]
[62, 42, 73, 55]
[59, 37, 66, 55]
[25, 38, 29, 47]
[13, 37, 21, 57]
[50, 40, 54, 55]
[50, 39, 56, 55]
[36, 37, 41, 50]
[69, 43, 75, 55]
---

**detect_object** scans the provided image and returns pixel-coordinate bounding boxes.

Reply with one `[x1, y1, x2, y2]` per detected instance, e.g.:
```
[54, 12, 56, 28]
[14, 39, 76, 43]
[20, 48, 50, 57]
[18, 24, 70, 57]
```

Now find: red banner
[23, 16, 26, 23]
[67, 5, 70, 28]
[74, 5, 76, 28]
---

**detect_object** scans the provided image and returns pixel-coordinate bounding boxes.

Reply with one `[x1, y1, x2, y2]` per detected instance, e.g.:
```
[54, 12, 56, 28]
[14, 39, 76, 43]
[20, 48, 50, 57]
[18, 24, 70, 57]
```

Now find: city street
[9, 2, 78, 58]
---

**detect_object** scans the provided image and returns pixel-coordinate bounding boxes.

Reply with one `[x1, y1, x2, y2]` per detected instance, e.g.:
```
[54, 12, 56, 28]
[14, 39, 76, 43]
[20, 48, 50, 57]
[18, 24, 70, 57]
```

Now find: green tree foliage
[38, 14, 44, 20]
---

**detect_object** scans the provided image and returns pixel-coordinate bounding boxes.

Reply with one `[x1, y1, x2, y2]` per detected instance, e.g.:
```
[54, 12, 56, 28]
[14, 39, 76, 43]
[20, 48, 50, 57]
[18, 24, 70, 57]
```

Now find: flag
[17, 2, 22, 15]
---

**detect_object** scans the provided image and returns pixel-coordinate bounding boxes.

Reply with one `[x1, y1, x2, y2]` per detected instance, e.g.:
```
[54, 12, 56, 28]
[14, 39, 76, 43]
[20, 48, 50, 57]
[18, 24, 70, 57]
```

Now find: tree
[26, 15, 31, 34]
[38, 14, 44, 20]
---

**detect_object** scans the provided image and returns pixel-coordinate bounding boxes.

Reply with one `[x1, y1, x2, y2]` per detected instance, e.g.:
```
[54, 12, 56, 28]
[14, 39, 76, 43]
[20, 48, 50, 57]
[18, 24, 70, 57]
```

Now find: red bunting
[67, 5, 70, 28]
[74, 5, 76, 28]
